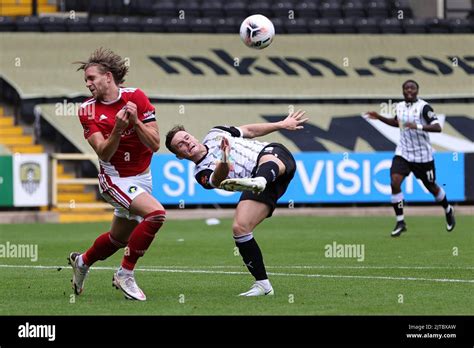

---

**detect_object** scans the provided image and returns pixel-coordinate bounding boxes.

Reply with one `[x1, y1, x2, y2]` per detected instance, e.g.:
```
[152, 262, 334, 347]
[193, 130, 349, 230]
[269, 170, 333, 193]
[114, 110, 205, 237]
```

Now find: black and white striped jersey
[395, 98, 440, 163]
[194, 126, 268, 189]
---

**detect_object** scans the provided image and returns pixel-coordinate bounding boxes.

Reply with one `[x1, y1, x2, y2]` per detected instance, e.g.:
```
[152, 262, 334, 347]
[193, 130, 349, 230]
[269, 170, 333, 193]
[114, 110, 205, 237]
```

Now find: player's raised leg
[220, 155, 285, 193]
[112, 192, 166, 301]
[233, 200, 274, 296]
[69, 216, 136, 295]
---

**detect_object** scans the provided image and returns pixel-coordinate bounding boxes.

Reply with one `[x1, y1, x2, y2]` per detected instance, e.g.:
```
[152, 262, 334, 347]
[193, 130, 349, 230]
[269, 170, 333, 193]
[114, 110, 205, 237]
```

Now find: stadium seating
[0, 0, 472, 34]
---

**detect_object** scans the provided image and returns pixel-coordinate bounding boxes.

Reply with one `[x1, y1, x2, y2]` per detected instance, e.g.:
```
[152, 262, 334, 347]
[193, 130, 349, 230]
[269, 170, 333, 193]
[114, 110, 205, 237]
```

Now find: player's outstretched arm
[366, 111, 399, 128]
[239, 110, 308, 139]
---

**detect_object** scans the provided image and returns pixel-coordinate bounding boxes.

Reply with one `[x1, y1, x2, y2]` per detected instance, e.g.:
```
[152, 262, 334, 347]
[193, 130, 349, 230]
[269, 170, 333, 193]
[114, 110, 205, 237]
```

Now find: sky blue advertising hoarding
[151, 152, 465, 205]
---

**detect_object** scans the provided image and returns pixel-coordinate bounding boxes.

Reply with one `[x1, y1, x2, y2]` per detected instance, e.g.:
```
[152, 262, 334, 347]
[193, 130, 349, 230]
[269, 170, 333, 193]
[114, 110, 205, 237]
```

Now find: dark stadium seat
[65, 0, 89, 12]
[130, 0, 156, 16]
[140, 17, 165, 32]
[319, 0, 343, 18]
[366, 0, 389, 18]
[0, 16, 16, 31]
[40, 16, 67, 32]
[116, 16, 142, 32]
[355, 17, 379, 33]
[190, 18, 214, 33]
[224, 0, 248, 19]
[448, 18, 472, 33]
[332, 17, 357, 33]
[247, 0, 273, 19]
[66, 16, 90, 32]
[272, 1, 294, 18]
[88, 0, 109, 15]
[152, 0, 178, 18]
[343, 0, 366, 18]
[403, 18, 427, 33]
[379, 17, 403, 33]
[164, 17, 190, 33]
[284, 18, 308, 34]
[214, 17, 239, 33]
[89, 16, 118, 32]
[15, 16, 41, 32]
[177, 0, 201, 18]
[392, 0, 413, 19]
[307, 18, 332, 33]
[426, 18, 450, 34]
[200, 0, 225, 18]
[295, 1, 319, 19]
[270, 17, 284, 33]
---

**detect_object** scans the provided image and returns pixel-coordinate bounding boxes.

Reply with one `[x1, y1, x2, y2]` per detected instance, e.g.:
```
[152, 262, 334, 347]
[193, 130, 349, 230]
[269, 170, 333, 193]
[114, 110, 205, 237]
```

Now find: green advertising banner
[0, 155, 13, 207]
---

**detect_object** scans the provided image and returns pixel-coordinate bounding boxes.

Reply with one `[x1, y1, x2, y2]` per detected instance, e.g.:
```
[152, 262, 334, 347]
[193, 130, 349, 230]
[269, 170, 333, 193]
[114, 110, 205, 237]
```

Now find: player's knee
[232, 220, 250, 236]
[143, 209, 166, 230]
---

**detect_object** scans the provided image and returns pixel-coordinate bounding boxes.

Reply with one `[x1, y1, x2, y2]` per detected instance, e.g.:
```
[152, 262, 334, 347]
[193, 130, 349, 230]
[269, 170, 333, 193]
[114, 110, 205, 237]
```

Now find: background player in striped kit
[367, 80, 455, 237]
[165, 110, 308, 296]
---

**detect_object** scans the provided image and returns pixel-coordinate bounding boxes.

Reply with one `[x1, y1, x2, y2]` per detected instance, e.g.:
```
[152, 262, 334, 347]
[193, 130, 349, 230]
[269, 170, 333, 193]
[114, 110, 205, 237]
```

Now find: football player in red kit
[68, 48, 165, 301]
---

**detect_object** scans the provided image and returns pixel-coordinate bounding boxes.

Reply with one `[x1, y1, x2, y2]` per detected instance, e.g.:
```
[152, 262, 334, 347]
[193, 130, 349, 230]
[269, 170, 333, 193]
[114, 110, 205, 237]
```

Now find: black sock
[392, 200, 404, 220]
[234, 236, 268, 281]
[439, 196, 449, 210]
[254, 161, 279, 184]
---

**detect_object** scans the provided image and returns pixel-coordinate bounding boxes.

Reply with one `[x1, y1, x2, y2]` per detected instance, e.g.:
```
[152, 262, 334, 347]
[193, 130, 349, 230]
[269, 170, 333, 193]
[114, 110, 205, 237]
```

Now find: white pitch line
[0, 264, 473, 284]
[129, 265, 474, 270]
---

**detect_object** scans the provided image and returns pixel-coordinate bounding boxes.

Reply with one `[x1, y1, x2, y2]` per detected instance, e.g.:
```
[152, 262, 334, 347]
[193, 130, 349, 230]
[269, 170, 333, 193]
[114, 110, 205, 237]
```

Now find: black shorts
[390, 155, 436, 186]
[239, 143, 296, 217]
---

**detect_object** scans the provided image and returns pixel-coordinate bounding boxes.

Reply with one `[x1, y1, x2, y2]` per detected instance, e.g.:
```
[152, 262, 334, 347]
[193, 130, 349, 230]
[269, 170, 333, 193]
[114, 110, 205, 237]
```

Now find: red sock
[122, 210, 166, 271]
[82, 232, 126, 266]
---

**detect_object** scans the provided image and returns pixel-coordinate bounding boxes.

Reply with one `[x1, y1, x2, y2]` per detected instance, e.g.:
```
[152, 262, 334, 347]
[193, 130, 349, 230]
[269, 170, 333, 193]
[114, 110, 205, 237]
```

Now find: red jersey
[78, 87, 156, 177]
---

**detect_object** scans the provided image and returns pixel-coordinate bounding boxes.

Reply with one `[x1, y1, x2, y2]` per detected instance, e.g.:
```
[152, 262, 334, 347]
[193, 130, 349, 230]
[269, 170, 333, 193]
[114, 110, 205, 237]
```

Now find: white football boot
[220, 177, 266, 194]
[238, 282, 274, 297]
[68, 252, 89, 295]
[112, 270, 146, 301]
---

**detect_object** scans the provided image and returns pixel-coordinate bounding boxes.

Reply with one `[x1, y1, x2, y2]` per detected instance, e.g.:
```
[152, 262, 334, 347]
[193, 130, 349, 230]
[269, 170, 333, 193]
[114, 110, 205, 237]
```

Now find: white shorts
[98, 172, 152, 222]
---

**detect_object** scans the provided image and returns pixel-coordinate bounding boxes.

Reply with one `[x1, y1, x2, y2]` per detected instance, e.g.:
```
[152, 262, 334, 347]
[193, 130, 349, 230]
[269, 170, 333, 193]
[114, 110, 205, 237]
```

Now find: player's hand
[220, 137, 230, 163]
[114, 107, 129, 133]
[124, 101, 138, 125]
[365, 111, 380, 120]
[403, 122, 416, 129]
[280, 110, 308, 130]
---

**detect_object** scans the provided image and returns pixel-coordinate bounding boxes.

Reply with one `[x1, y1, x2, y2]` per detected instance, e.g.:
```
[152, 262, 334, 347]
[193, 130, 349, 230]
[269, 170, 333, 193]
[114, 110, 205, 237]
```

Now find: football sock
[82, 232, 126, 267]
[391, 192, 404, 222]
[121, 210, 166, 271]
[435, 187, 450, 211]
[234, 232, 268, 281]
[254, 161, 279, 184]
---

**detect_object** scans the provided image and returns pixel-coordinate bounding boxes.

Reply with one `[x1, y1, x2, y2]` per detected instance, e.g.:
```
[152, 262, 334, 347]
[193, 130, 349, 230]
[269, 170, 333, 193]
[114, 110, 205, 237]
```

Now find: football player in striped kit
[367, 80, 455, 237]
[165, 110, 308, 296]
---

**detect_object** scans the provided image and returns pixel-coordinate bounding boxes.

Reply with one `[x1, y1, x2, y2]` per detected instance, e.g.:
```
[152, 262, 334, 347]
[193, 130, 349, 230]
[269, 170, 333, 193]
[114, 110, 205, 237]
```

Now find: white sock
[396, 215, 405, 222]
[256, 279, 272, 291]
[445, 205, 452, 213]
[118, 266, 133, 276]
[77, 255, 88, 269]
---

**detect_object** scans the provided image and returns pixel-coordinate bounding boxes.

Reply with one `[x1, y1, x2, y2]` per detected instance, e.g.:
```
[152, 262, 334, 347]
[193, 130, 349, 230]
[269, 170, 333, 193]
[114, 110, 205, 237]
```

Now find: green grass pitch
[0, 215, 472, 315]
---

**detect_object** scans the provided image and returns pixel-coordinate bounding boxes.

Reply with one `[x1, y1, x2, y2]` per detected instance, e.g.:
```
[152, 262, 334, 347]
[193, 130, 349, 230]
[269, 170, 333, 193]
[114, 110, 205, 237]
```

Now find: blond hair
[74, 47, 128, 85]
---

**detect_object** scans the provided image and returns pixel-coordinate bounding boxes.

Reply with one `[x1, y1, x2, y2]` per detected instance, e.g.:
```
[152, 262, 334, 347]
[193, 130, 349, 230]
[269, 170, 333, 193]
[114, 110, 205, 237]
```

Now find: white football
[239, 14, 275, 50]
